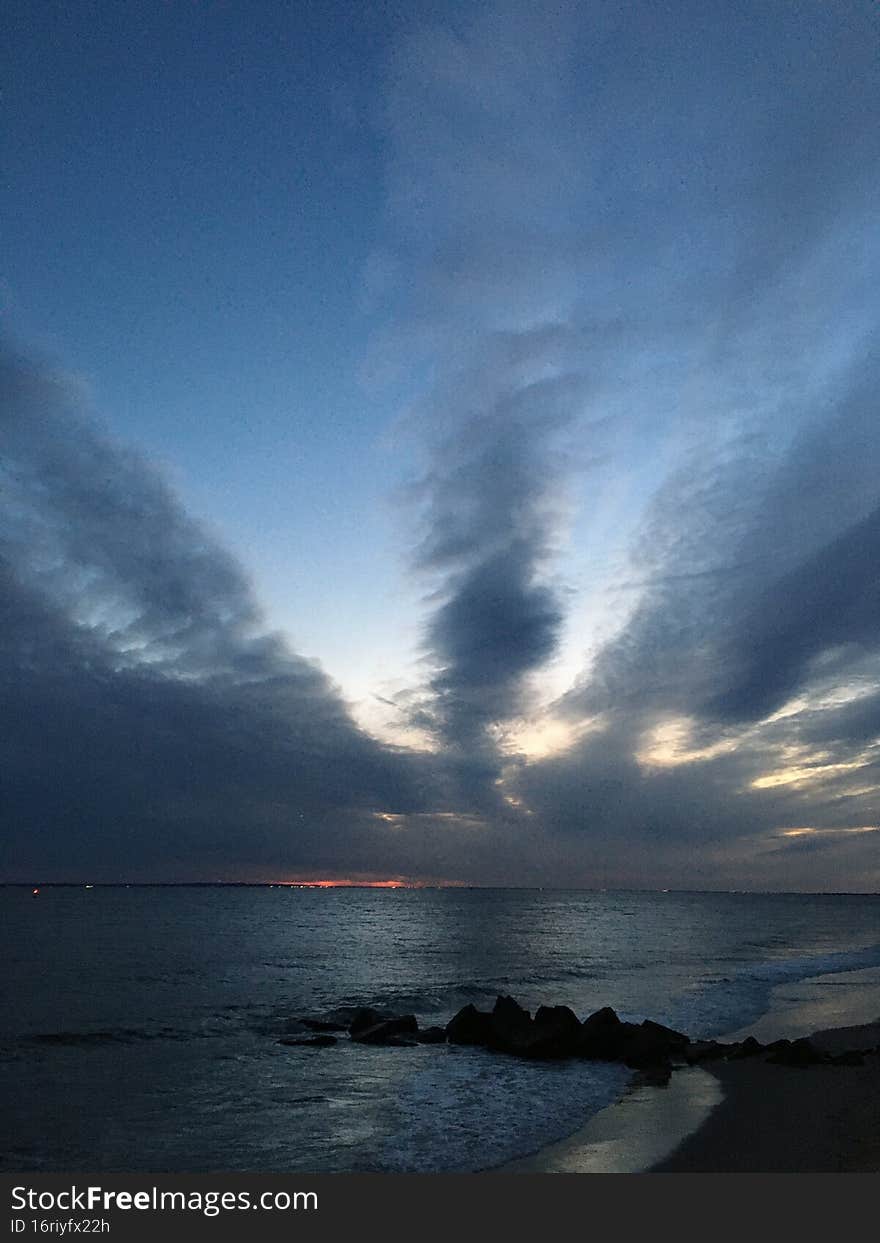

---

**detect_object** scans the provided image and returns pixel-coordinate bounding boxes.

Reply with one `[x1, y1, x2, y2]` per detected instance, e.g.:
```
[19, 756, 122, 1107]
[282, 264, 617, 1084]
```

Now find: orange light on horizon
[271, 876, 469, 889]
[278, 878, 407, 889]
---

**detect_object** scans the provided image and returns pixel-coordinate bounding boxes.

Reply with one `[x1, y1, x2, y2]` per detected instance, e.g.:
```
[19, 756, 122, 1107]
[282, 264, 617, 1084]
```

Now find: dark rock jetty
[279, 994, 878, 1070]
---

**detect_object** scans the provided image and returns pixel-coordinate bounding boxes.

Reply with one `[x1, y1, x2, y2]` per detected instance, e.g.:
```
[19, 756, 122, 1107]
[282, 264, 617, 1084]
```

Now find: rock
[578, 1007, 637, 1060]
[300, 1006, 367, 1032]
[728, 1036, 765, 1059]
[640, 1019, 690, 1050]
[446, 1004, 494, 1046]
[581, 1005, 622, 1036]
[766, 1037, 826, 1066]
[619, 1025, 678, 1069]
[280, 1019, 311, 1036]
[278, 1034, 337, 1048]
[525, 1005, 583, 1058]
[299, 1017, 350, 1032]
[763, 1039, 792, 1055]
[487, 995, 534, 1053]
[348, 1007, 396, 1037]
[416, 1026, 447, 1044]
[351, 1015, 419, 1045]
[684, 1040, 731, 1064]
[617, 1019, 690, 1068]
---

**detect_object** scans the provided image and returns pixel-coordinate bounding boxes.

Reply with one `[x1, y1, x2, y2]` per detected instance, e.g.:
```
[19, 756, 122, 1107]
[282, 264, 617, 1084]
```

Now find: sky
[2, 0, 879, 890]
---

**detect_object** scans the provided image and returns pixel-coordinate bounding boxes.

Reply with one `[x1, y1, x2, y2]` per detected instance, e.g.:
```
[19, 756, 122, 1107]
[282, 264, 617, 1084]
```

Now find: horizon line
[5, 882, 879, 897]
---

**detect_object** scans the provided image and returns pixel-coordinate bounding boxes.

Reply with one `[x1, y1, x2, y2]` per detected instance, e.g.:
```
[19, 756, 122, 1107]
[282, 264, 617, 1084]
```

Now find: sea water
[2, 886, 878, 1172]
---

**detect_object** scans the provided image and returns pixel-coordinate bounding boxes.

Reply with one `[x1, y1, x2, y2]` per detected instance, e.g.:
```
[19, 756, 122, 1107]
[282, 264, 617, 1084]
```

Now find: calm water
[2, 886, 879, 1172]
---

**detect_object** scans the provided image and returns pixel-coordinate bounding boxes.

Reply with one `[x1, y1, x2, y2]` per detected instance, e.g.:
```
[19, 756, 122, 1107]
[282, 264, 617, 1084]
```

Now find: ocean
[2, 886, 879, 1172]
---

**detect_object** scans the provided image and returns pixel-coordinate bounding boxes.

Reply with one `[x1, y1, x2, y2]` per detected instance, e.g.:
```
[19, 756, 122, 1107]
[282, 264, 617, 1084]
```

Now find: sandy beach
[496, 966, 880, 1174]
[652, 1040, 880, 1172]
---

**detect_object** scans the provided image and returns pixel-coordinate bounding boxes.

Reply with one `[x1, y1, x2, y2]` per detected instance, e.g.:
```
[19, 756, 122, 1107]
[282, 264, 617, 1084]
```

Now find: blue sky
[4, 0, 425, 707]
[2, 1, 879, 888]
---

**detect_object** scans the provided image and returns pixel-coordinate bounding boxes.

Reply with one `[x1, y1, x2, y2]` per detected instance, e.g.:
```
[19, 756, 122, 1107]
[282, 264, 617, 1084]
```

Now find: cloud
[352, 1, 880, 889]
[0, 339, 439, 880]
[406, 331, 589, 759]
[371, 4, 593, 784]
[5, 3, 880, 890]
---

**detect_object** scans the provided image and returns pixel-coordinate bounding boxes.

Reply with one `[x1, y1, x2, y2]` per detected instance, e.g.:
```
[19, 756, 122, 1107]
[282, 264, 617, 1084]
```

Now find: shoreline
[492, 964, 880, 1174]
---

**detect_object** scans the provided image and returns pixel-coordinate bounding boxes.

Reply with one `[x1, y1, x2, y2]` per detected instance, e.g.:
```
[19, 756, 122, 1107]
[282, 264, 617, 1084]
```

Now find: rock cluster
[280, 994, 877, 1070]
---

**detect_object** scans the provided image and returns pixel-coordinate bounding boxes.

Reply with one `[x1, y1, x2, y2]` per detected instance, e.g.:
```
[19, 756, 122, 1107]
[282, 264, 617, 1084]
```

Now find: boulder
[300, 1005, 369, 1032]
[278, 1034, 337, 1048]
[640, 1019, 690, 1051]
[684, 1040, 731, 1064]
[764, 1039, 792, 1055]
[446, 1004, 494, 1046]
[280, 1019, 311, 1036]
[766, 1037, 826, 1067]
[578, 1007, 637, 1060]
[416, 1026, 447, 1044]
[618, 1019, 690, 1068]
[525, 1005, 583, 1058]
[351, 1015, 419, 1045]
[487, 995, 534, 1053]
[619, 1025, 677, 1069]
[348, 1007, 397, 1036]
[581, 1005, 621, 1036]
[728, 1036, 765, 1060]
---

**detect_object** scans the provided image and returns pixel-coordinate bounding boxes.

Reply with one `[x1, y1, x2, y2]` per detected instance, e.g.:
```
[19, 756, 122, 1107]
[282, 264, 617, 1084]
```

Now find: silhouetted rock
[279, 1034, 337, 1048]
[684, 1040, 731, 1064]
[446, 1004, 494, 1046]
[352, 1015, 419, 1045]
[729, 1036, 765, 1059]
[640, 1019, 690, 1050]
[619, 1023, 682, 1069]
[416, 1026, 447, 1044]
[301, 1006, 368, 1032]
[292, 994, 875, 1074]
[280, 1019, 311, 1036]
[348, 1007, 396, 1036]
[578, 1007, 637, 1059]
[766, 1037, 826, 1066]
[526, 1005, 583, 1058]
[487, 995, 533, 1052]
[581, 1005, 621, 1036]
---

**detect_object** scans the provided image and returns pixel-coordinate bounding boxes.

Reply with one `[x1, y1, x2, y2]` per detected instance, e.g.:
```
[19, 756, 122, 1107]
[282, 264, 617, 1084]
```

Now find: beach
[653, 1039, 880, 1172]
[499, 966, 880, 1174]
[655, 965, 880, 1172]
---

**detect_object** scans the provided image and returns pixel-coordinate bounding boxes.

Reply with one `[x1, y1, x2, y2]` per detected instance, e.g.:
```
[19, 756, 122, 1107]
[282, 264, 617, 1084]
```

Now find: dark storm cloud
[374, 5, 590, 769]
[0, 340, 438, 880]
[407, 333, 587, 755]
[706, 500, 880, 724]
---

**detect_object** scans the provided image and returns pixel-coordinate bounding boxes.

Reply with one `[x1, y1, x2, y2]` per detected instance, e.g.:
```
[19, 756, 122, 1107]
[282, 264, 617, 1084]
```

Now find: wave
[663, 941, 880, 1038]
